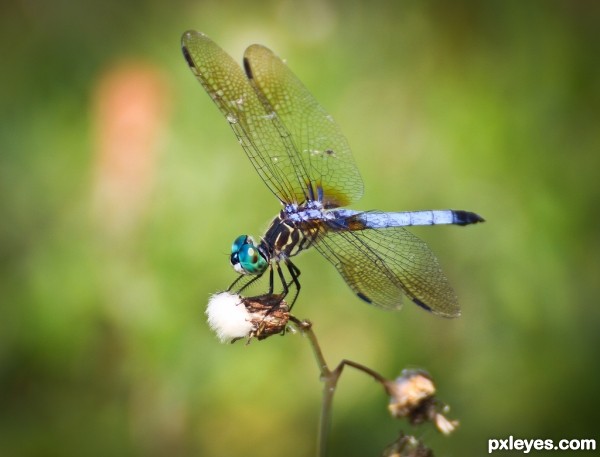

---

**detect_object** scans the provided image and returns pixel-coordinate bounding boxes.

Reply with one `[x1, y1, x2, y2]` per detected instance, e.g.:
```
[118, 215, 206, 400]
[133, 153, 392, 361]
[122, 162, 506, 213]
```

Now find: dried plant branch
[208, 295, 458, 456]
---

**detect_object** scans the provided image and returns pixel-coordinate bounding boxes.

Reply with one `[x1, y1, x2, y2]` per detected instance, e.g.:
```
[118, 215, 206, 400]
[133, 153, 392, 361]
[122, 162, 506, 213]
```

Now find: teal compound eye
[238, 242, 268, 274]
[230, 235, 267, 275]
[230, 235, 249, 273]
[231, 235, 248, 256]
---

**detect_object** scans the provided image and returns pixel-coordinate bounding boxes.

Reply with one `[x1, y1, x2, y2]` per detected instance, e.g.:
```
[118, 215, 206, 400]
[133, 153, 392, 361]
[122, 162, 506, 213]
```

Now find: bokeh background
[1, 1, 599, 455]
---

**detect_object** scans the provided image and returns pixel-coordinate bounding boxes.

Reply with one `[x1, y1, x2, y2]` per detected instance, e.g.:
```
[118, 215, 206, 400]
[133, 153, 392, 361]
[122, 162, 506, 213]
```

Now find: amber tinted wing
[182, 30, 311, 204]
[243, 44, 364, 208]
[314, 213, 460, 317]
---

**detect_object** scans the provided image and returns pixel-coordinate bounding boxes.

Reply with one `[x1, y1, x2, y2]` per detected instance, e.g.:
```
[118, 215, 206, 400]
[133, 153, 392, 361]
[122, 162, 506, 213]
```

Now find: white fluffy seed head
[206, 292, 253, 343]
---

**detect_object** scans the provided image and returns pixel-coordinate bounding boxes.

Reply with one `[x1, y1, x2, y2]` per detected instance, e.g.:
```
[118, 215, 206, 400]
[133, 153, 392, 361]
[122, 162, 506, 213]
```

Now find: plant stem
[290, 317, 388, 457]
[290, 318, 334, 457]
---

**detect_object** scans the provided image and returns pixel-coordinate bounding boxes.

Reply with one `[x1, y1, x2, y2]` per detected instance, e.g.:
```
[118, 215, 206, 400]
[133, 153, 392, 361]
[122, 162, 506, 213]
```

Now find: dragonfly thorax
[230, 235, 268, 275]
[259, 204, 328, 262]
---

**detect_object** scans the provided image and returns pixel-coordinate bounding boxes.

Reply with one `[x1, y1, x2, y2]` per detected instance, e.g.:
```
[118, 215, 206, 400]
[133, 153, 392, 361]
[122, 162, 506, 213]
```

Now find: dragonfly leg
[229, 262, 300, 311]
[228, 273, 262, 294]
[227, 274, 245, 291]
[285, 261, 301, 309]
[268, 266, 275, 295]
[275, 263, 289, 297]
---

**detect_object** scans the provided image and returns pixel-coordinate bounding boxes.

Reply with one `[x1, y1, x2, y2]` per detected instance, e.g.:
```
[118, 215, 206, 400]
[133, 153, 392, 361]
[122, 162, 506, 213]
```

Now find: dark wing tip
[356, 292, 372, 304]
[412, 297, 432, 312]
[243, 57, 254, 79]
[181, 30, 204, 68]
[412, 297, 461, 318]
[243, 44, 278, 80]
[181, 45, 195, 68]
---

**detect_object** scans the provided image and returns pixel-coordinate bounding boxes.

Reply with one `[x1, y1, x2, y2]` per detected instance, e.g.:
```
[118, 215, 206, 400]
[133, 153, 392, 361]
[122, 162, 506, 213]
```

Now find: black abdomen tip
[453, 210, 485, 226]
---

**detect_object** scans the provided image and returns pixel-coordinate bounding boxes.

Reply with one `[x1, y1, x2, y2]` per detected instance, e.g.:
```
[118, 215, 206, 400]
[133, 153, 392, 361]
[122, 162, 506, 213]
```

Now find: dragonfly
[181, 31, 484, 318]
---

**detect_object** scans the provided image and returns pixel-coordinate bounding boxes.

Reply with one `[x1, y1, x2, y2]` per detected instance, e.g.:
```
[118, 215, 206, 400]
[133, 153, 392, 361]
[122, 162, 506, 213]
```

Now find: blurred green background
[1, 0, 599, 455]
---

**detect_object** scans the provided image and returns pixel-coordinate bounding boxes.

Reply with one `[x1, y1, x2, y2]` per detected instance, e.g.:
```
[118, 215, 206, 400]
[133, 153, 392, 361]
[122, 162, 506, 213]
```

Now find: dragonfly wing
[314, 214, 461, 317]
[243, 44, 364, 208]
[182, 31, 310, 204]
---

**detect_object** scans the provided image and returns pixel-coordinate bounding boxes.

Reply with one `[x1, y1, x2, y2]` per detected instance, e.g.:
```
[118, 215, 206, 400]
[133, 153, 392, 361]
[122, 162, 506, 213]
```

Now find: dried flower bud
[243, 294, 290, 340]
[385, 369, 459, 435]
[383, 432, 434, 457]
[386, 370, 435, 418]
[206, 292, 289, 343]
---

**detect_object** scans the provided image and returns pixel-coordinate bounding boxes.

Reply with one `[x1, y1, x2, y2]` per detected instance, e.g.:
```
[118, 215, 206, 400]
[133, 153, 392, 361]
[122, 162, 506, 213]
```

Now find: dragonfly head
[230, 235, 268, 275]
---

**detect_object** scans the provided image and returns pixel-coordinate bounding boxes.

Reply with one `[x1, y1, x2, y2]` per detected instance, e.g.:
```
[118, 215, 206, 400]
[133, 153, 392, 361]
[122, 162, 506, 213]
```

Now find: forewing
[244, 44, 364, 208]
[314, 218, 461, 317]
[182, 31, 309, 204]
